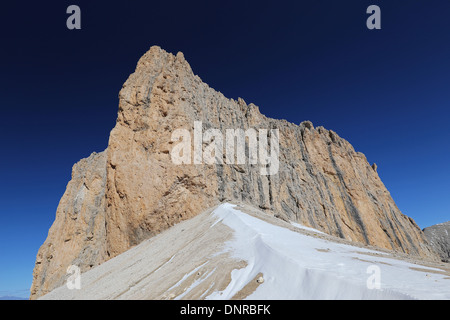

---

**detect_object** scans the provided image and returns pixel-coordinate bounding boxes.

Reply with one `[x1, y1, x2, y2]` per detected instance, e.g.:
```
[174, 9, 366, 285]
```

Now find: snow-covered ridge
[206, 204, 449, 300]
[41, 203, 450, 300]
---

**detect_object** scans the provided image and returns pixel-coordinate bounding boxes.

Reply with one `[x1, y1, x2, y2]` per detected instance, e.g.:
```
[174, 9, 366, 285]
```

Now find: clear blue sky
[0, 1, 449, 298]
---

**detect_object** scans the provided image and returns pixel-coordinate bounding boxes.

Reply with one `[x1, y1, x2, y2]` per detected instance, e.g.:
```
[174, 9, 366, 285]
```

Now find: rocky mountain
[423, 222, 450, 262]
[31, 46, 438, 299]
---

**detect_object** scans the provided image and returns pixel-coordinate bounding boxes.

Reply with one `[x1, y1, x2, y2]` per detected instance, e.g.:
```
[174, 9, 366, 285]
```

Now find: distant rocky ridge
[423, 222, 450, 262]
[31, 46, 438, 299]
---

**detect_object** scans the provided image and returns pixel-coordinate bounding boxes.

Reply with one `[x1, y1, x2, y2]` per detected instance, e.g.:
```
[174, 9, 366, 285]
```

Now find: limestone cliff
[31, 46, 437, 299]
[31, 151, 107, 298]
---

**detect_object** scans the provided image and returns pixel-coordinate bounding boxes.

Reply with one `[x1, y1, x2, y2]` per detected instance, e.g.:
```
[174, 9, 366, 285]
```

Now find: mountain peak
[31, 46, 439, 299]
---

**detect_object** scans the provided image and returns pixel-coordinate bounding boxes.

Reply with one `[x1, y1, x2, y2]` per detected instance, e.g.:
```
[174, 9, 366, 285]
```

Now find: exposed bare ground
[40, 203, 450, 300]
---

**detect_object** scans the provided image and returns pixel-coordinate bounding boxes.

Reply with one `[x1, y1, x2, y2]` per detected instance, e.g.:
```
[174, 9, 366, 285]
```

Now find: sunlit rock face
[30, 46, 437, 299]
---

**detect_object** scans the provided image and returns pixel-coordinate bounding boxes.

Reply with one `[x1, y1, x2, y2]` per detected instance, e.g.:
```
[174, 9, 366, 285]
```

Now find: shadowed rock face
[31, 46, 437, 299]
[423, 222, 450, 262]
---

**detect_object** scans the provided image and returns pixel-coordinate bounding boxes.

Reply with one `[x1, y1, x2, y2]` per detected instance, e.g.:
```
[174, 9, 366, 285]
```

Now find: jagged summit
[31, 46, 438, 299]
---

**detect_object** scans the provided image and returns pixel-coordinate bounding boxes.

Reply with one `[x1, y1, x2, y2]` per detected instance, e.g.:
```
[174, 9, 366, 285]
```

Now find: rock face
[31, 151, 108, 299]
[31, 46, 438, 299]
[423, 222, 450, 262]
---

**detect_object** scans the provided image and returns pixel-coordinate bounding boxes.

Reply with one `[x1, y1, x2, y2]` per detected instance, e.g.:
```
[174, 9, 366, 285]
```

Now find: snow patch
[168, 261, 208, 291]
[289, 221, 326, 235]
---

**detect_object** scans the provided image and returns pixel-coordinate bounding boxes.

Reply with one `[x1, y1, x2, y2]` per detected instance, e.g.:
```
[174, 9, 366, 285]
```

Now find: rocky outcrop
[423, 222, 450, 262]
[31, 46, 438, 299]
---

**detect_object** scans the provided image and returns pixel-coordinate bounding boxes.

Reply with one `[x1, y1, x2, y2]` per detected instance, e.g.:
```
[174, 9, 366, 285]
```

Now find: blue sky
[0, 1, 449, 298]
